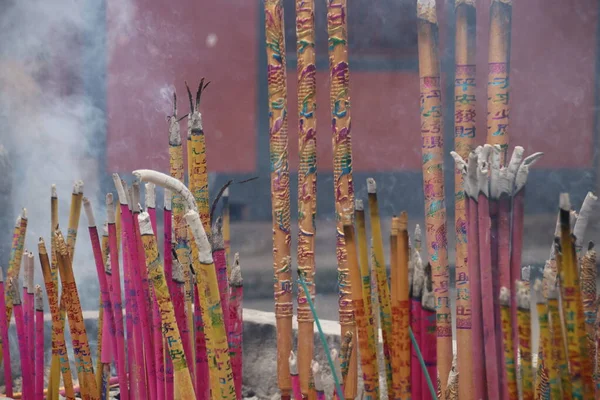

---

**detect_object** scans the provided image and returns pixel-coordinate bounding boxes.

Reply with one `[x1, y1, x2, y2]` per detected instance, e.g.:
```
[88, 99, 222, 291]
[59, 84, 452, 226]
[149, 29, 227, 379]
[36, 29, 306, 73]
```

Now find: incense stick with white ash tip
[516, 280, 533, 400]
[498, 286, 518, 400]
[533, 279, 551, 400]
[229, 253, 244, 399]
[312, 360, 325, 400]
[289, 351, 302, 399]
[34, 285, 44, 400]
[0, 267, 13, 397]
[573, 192, 598, 255]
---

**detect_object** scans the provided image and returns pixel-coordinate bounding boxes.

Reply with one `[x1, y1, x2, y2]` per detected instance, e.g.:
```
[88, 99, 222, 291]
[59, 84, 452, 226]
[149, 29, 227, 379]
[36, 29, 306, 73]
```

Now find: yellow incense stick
[55, 230, 98, 399]
[549, 296, 569, 398]
[534, 280, 551, 400]
[5, 211, 28, 324]
[139, 213, 196, 398]
[516, 280, 533, 400]
[366, 178, 393, 393]
[66, 181, 84, 257]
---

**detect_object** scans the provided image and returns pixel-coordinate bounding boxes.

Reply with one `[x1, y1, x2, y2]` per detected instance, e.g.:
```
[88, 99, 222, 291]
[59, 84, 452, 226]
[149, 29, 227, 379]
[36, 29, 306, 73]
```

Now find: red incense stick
[35, 286, 44, 400]
[421, 263, 437, 400]
[212, 218, 230, 341]
[289, 351, 303, 400]
[0, 269, 12, 397]
[229, 253, 244, 399]
[11, 279, 31, 398]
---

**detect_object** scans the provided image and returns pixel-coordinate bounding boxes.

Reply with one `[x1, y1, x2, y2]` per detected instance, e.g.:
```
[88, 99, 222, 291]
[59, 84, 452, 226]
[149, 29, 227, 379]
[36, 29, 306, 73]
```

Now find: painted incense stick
[0, 268, 12, 397]
[453, 1, 476, 395]
[222, 187, 231, 277]
[212, 218, 230, 343]
[264, 0, 293, 396]
[353, 201, 377, 377]
[229, 253, 244, 400]
[396, 213, 411, 399]
[499, 287, 517, 400]
[366, 178, 393, 392]
[486, 0, 512, 163]
[10, 279, 31, 398]
[343, 223, 379, 399]
[573, 192, 598, 255]
[296, 0, 318, 394]
[6, 211, 28, 323]
[516, 280, 533, 400]
[26, 253, 35, 398]
[193, 274, 210, 400]
[35, 286, 44, 400]
[580, 243, 596, 368]
[106, 194, 130, 400]
[55, 230, 99, 398]
[417, 1, 452, 393]
[548, 296, 568, 398]
[327, 0, 357, 396]
[48, 185, 60, 400]
[289, 351, 303, 400]
[21, 254, 31, 400]
[163, 190, 175, 400]
[390, 219, 400, 397]
[534, 280, 551, 400]
[38, 238, 75, 400]
[138, 212, 196, 399]
[421, 263, 437, 400]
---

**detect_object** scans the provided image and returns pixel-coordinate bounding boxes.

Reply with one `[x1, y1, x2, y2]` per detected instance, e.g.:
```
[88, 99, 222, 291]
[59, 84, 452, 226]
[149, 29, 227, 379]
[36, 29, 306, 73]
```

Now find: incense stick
[548, 296, 568, 398]
[163, 190, 175, 400]
[296, 0, 318, 393]
[289, 351, 303, 400]
[454, 2, 476, 396]
[366, 178, 393, 393]
[0, 268, 12, 397]
[486, 0, 512, 164]
[417, 1, 452, 393]
[35, 286, 44, 400]
[229, 253, 244, 400]
[410, 225, 425, 400]
[573, 192, 598, 255]
[421, 262, 437, 400]
[6, 210, 28, 324]
[534, 280, 551, 400]
[499, 287, 517, 400]
[10, 279, 30, 399]
[516, 280, 533, 400]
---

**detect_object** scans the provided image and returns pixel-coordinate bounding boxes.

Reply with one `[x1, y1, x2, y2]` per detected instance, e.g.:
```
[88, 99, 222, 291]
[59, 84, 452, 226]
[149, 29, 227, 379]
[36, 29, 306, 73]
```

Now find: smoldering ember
[0, 0, 599, 399]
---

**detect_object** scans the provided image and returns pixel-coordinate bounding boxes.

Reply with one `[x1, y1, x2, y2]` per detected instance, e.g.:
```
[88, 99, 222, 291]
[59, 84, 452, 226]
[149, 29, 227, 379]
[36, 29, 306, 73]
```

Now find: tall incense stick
[264, 1, 293, 396]
[417, 0, 452, 394]
[296, 0, 318, 394]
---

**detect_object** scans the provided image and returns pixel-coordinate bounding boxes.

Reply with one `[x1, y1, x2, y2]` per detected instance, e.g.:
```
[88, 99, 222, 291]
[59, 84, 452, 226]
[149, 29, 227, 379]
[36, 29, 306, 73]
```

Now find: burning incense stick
[453, 1, 476, 395]
[417, 1, 452, 392]
[264, 1, 293, 396]
[6, 210, 28, 323]
[67, 181, 84, 257]
[573, 192, 598, 256]
[10, 279, 31, 398]
[534, 280, 551, 400]
[516, 280, 533, 400]
[222, 187, 231, 277]
[499, 287, 517, 400]
[138, 212, 196, 399]
[55, 230, 98, 398]
[0, 268, 12, 397]
[486, 0, 512, 163]
[105, 194, 129, 400]
[38, 238, 75, 400]
[163, 190, 175, 400]
[212, 218, 230, 343]
[366, 178, 393, 392]
[35, 286, 44, 400]
[25, 253, 35, 398]
[343, 223, 379, 399]
[229, 253, 244, 400]
[289, 351, 303, 400]
[296, 0, 317, 393]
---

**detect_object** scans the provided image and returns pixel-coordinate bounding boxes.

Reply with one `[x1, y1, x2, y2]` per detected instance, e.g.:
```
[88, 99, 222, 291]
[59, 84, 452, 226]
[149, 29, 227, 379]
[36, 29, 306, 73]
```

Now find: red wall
[107, 0, 598, 174]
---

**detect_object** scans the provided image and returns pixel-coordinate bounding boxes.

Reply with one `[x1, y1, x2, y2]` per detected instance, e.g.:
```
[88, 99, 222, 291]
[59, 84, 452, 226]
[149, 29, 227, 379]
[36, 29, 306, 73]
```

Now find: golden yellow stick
[185, 130, 196, 380]
[343, 223, 379, 399]
[499, 287, 518, 400]
[185, 210, 236, 399]
[579, 242, 596, 381]
[66, 181, 84, 257]
[95, 297, 104, 394]
[454, 2, 476, 397]
[264, 0, 293, 395]
[366, 178, 393, 393]
[486, 0, 512, 164]
[139, 212, 196, 398]
[548, 296, 567, 399]
[417, 1, 452, 393]
[5, 210, 28, 324]
[55, 231, 98, 399]
[296, 0, 317, 393]
[534, 280, 551, 400]
[48, 186, 60, 400]
[516, 280, 533, 400]
[38, 239, 75, 400]
[326, 0, 356, 396]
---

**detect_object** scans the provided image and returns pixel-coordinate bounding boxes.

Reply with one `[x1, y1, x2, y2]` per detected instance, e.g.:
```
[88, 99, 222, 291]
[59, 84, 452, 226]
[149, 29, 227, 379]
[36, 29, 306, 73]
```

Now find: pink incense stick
[229, 253, 244, 399]
[194, 280, 210, 400]
[11, 279, 31, 398]
[163, 191, 174, 400]
[26, 254, 35, 399]
[477, 152, 500, 400]
[212, 218, 230, 333]
[289, 352, 302, 400]
[410, 292, 423, 399]
[106, 195, 130, 400]
[131, 182, 158, 400]
[421, 264, 437, 400]
[0, 270, 13, 397]
[35, 286, 44, 400]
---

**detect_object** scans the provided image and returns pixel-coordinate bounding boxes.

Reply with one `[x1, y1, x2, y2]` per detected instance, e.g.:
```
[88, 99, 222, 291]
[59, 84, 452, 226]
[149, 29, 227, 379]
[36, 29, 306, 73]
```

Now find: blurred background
[0, 0, 599, 315]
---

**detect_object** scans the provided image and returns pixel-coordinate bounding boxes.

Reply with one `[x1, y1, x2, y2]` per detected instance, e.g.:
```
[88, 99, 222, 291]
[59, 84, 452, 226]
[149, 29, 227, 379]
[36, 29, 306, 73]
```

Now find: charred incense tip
[589, 241, 595, 251]
[467, 151, 479, 198]
[417, 0, 438, 24]
[354, 199, 364, 211]
[9, 279, 21, 305]
[499, 286, 510, 306]
[211, 217, 225, 251]
[35, 285, 43, 311]
[106, 194, 116, 224]
[14, 216, 21, 228]
[73, 180, 84, 195]
[138, 212, 154, 236]
[366, 178, 377, 194]
[112, 174, 127, 205]
[168, 115, 182, 146]
[516, 280, 530, 310]
[164, 189, 172, 211]
[51, 184, 57, 198]
[312, 361, 323, 391]
[422, 262, 435, 310]
[145, 182, 156, 209]
[289, 351, 298, 375]
[390, 217, 400, 235]
[229, 253, 243, 287]
[450, 151, 468, 175]
[559, 193, 571, 212]
[493, 0, 512, 4]
[83, 197, 96, 227]
[105, 254, 112, 274]
[185, 209, 214, 264]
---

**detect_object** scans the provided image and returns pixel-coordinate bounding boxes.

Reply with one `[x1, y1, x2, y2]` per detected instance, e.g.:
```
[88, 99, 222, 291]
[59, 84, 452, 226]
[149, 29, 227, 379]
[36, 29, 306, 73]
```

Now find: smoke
[0, 0, 136, 307]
